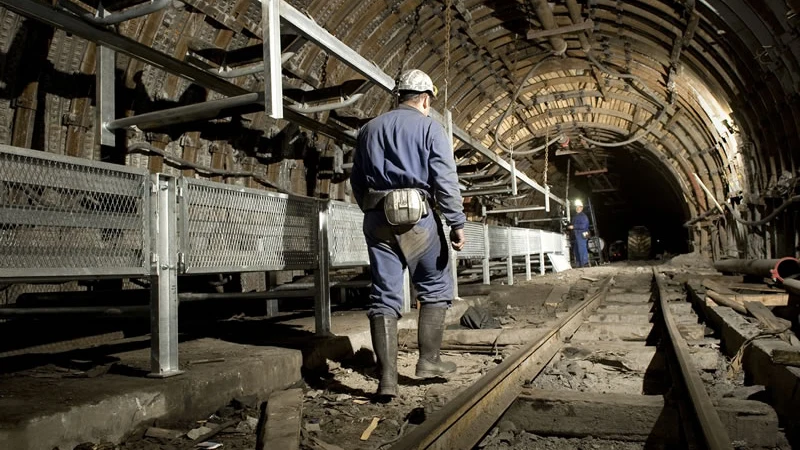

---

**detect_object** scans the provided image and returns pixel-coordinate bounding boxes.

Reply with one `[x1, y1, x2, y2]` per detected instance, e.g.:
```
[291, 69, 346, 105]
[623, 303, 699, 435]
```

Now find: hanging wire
[543, 125, 549, 187]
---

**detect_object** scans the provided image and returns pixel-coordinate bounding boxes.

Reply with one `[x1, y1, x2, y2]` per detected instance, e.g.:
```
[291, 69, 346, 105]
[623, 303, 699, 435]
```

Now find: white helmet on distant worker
[574, 199, 584, 208]
[397, 69, 438, 98]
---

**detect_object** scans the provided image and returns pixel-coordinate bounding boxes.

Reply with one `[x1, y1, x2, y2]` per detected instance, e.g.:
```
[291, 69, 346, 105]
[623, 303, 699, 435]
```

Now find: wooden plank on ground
[727, 283, 785, 293]
[743, 301, 800, 347]
[733, 293, 790, 306]
[772, 348, 800, 367]
[706, 290, 747, 314]
[508, 388, 778, 446]
[259, 388, 303, 450]
[702, 279, 738, 295]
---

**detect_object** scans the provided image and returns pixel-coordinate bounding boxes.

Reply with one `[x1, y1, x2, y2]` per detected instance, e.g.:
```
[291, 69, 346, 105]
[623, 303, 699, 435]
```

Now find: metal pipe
[485, 205, 546, 215]
[516, 217, 562, 223]
[60, 0, 171, 25]
[781, 277, 800, 296]
[106, 93, 261, 130]
[0, 305, 150, 316]
[714, 257, 800, 283]
[14, 288, 316, 307]
[213, 52, 295, 78]
[461, 187, 512, 197]
[286, 93, 364, 114]
[179, 290, 315, 301]
[530, 0, 568, 55]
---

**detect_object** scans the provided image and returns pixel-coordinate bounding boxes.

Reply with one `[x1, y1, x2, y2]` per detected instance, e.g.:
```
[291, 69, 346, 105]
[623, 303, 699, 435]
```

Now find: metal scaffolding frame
[1, 0, 565, 209]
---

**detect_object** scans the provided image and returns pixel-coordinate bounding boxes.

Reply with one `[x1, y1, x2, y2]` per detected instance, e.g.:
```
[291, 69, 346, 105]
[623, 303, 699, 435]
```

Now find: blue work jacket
[572, 212, 590, 240]
[350, 104, 466, 229]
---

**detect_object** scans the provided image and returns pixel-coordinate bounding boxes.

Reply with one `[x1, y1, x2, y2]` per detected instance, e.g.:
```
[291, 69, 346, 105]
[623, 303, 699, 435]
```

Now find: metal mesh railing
[541, 231, 564, 253]
[328, 200, 369, 267]
[488, 226, 508, 258]
[529, 230, 542, 254]
[0, 145, 149, 279]
[458, 221, 485, 259]
[181, 178, 318, 273]
[510, 228, 529, 256]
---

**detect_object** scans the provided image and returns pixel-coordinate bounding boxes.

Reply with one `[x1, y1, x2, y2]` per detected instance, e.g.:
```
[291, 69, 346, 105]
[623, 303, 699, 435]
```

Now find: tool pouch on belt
[383, 189, 428, 226]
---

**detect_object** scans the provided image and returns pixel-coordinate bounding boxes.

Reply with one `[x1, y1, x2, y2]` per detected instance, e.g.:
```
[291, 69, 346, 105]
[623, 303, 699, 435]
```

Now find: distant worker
[350, 69, 467, 400]
[567, 199, 590, 268]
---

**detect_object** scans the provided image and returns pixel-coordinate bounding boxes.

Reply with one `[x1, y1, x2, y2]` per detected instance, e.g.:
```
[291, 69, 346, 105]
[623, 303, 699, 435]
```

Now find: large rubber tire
[628, 228, 651, 260]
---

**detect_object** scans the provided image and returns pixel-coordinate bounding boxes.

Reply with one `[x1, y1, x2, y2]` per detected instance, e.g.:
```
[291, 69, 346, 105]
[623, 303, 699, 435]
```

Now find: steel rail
[654, 269, 734, 450]
[390, 277, 612, 450]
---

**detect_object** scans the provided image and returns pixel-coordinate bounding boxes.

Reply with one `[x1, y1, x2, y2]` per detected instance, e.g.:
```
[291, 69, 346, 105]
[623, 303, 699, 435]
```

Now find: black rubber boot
[369, 315, 398, 399]
[415, 304, 457, 378]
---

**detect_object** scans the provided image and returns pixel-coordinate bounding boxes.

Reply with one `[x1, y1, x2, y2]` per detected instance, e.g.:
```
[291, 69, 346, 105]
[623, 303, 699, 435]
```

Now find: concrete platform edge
[0, 347, 302, 450]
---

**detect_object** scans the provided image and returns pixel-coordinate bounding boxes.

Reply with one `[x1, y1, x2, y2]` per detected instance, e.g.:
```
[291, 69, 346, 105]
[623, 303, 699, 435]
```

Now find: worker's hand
[567, 225, 574, 230]
[450, 228, 466, 251]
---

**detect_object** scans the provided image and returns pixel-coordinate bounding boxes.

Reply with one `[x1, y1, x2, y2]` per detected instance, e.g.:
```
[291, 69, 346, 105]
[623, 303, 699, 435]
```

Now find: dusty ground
[50, 258, 784, 450]
[107, 265, 648, 450]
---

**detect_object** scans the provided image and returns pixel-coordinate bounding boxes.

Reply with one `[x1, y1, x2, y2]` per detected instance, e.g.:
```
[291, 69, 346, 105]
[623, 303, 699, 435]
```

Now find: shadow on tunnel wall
[0, 20, 296, 168]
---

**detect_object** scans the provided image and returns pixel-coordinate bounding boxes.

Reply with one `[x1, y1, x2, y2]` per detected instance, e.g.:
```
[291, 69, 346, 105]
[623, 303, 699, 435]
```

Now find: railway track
[28, 265, 789, 450]
[388, 270, 783, 450]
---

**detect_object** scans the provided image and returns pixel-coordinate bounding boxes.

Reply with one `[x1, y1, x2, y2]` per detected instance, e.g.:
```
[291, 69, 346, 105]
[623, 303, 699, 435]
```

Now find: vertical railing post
[315, 199, 331, 336]
[506, 227, 513, 285]
[96, 5, 116, 150]
[266, 272, 280, 316]
[262, 0, 283, 119]
[149, 174, 181, 378]
[525, 230, 532, 280]
[539, 229, 546, 275]
[482, 222, 490, 285]
[402, 268, 412, 313]
[449, 227, 459, 300]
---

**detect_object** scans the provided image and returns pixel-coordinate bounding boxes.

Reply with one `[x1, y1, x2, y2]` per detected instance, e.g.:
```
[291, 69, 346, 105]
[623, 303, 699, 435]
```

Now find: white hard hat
[574, 199, 584, 208]
[397, 69, 438, 98]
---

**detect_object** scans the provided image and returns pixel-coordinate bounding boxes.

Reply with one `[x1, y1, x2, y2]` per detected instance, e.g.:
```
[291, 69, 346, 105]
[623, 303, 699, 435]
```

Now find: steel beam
[451, 125, 564, 206]
[95, 5, 116, 147]
[262, 0, 283, 119]
[516, 217, 562, 223]
[485, 205, 547, 215]
[277, 0, 564, 207]
[277, 0, 394, 91]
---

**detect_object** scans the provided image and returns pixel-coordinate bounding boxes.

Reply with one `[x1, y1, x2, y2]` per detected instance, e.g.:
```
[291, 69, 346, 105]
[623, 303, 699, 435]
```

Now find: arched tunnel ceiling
[0, 0, 798, 252]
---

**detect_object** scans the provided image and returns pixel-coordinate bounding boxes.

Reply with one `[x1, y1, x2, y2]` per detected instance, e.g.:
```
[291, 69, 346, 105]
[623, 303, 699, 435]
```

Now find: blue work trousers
[573, 235, 589, 268]
[364, 210, 453, 319]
